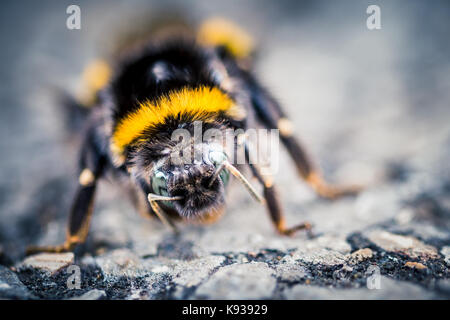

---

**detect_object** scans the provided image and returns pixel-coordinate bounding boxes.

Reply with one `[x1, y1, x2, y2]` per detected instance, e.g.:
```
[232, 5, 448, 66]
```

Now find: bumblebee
[28, 18, 360, 254]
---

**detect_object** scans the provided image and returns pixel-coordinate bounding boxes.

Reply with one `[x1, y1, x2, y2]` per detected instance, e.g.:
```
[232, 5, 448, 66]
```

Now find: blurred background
[0, 0, 449, 264]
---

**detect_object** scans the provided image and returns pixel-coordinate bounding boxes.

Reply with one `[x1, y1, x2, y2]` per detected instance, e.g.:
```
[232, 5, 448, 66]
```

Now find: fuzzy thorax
[111, 86, 239, 154]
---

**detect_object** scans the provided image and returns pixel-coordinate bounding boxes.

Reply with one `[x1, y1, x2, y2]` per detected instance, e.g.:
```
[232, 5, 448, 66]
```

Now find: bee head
[148, 141, 230, 218]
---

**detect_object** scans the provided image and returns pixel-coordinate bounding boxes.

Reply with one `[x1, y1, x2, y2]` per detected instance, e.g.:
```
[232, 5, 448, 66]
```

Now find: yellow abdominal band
[111, 86, 237, 154]
[197, 17, 254, 59]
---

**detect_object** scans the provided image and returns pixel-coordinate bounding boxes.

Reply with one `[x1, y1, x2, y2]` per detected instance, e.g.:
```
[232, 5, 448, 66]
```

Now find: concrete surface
[0, 0, 449, 299]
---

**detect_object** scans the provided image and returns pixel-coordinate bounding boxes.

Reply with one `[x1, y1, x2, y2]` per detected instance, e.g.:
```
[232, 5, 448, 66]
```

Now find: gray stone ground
[0, 0, 449, 299]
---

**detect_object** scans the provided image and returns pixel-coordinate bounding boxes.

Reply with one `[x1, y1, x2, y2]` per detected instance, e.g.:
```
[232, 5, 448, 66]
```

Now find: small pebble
[347, 248, 373, 264]
[71, 289, 106, 300]
[19, 252, 74, 274]
[404, 261, 427, 270]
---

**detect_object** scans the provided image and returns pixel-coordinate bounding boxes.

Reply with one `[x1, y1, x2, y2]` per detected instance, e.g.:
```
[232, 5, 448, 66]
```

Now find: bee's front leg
[262, 180, 312, 236]
[245, 148, 312, 236]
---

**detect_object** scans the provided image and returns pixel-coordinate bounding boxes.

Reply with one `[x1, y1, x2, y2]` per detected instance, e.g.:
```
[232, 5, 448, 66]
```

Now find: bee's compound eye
[151, 170, 169, 197]
[219, 168, 230, 187]
[207, 151, 230, 187]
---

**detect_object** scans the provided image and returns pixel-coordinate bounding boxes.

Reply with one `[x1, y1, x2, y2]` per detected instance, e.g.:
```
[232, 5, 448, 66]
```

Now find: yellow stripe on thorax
[112, 86, 235, 153]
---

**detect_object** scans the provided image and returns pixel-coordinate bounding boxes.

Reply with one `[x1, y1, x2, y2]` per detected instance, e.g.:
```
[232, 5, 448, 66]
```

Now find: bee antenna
[208, 161, 227, 187]
[147, 194, 183, 201]
[222, 161, 265, 204]
[147, 193, 183, 233]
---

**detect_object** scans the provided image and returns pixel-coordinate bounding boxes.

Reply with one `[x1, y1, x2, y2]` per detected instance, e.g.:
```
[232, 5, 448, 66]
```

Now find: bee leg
[249, 163, 312, 236]
[27, 128, 106, 256]
[245, 148, 312, 236]
[148, 193, 179, 234]
[265, 184, 312, 236]
[26, 168, 101, 255]
[249, 80, 362, 199]
[280, 134, 362, 199]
